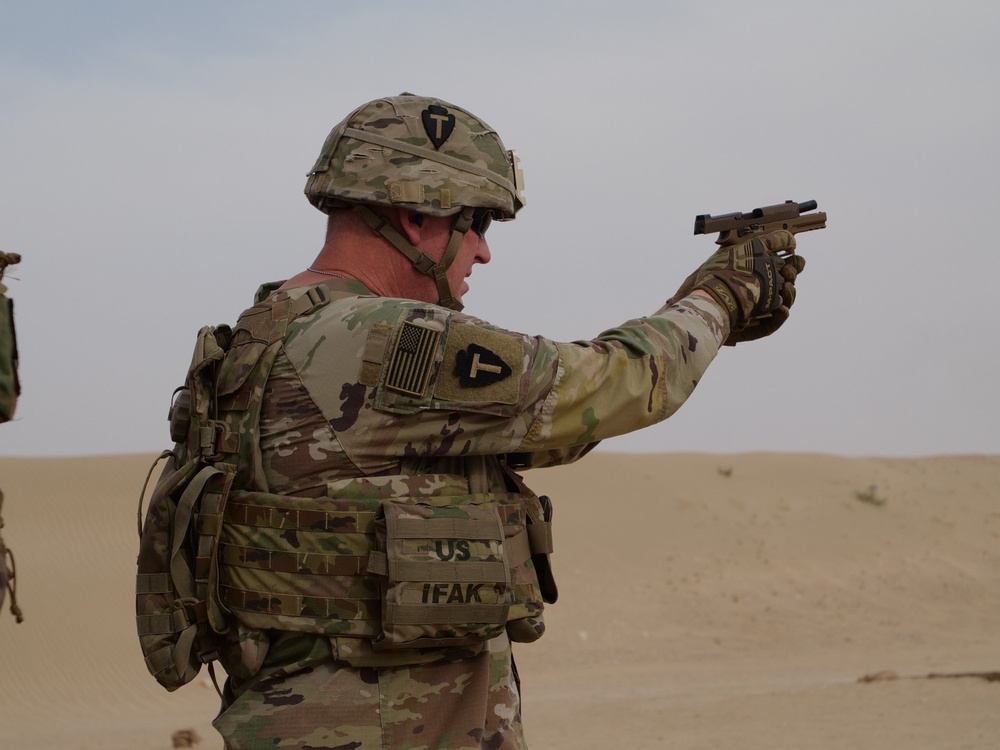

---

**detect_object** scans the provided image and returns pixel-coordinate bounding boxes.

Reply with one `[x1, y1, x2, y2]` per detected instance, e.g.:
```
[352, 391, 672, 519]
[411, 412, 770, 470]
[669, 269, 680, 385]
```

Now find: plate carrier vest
[136, 283, 555, 691]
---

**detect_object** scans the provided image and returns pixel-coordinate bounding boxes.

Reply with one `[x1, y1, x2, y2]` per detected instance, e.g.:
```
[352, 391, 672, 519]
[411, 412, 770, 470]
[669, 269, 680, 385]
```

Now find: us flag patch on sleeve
[385, 322, 440, 397]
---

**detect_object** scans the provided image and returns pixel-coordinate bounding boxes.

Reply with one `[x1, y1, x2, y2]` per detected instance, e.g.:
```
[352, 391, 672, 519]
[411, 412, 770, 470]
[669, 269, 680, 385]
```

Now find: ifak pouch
[369, 495, 513, 650]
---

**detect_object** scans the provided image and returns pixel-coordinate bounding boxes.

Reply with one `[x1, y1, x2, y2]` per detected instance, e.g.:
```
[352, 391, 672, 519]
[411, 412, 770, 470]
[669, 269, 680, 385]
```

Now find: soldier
[189, 94, 805, 749]
[1, 251, 23, 623]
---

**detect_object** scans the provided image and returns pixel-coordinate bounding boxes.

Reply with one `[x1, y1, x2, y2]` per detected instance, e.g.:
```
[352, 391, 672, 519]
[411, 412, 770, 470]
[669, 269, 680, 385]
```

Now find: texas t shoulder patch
[455, 343, 512, 387]
[435, 324, 522, 406]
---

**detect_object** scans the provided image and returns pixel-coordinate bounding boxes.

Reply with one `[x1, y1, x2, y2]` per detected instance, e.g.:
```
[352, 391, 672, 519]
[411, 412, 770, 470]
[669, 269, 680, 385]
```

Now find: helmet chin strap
[351, 204, 474, 311]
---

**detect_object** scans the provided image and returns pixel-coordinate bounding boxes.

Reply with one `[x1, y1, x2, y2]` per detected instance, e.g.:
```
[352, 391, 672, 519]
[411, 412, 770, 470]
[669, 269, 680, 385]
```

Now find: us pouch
[369, 494, 513, 650]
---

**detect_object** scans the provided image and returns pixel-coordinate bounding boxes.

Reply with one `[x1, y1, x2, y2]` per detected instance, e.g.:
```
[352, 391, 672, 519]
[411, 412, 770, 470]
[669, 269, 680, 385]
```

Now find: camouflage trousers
[213, 632, 526, 750]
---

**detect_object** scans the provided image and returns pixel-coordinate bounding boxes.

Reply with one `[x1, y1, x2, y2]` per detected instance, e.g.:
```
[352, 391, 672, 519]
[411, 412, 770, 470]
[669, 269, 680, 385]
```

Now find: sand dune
[1, 452, 998, 749]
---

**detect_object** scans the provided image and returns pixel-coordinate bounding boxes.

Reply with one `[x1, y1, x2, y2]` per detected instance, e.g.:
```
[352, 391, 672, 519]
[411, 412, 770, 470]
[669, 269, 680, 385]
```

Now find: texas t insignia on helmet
[303, 94, 525, 311]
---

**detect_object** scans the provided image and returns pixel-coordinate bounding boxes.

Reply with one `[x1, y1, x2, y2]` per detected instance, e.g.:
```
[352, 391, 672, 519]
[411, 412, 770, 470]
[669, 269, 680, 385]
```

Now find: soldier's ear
[399, 209, 424, 245]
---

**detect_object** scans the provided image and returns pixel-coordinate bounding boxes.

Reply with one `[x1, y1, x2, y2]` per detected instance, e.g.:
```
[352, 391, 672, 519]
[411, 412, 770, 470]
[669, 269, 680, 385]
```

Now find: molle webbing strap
[197, 486, 230, 638]
[385, 602, 509, 626]
[217, 492, 382, 634]
[238, 285, 332, 342]
[224, 498, 378, 533]
[169, 465, 222, 598]
[146, 643, 179, 679]
[135, 573, 171, 595]
[380, 559, 506, 584]
[527, 521, 554, 555]
[219, 585, 380, 621]
[136, 605, 193, 637]
[341, 127, 518, 195]
[392, 515, 501, 541]
[503, 528, 534, 567]
[217, 543, 370, 577]
[195, 492, 224, 584]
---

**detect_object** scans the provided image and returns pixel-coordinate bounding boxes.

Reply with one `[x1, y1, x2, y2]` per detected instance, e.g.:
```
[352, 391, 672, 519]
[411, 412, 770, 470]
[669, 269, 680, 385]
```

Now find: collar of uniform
[254, 277, 375, 305]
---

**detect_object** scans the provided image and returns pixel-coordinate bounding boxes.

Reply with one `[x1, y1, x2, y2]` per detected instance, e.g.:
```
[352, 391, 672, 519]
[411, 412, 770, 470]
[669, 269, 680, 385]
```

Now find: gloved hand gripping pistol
[677, 200, 827, 344]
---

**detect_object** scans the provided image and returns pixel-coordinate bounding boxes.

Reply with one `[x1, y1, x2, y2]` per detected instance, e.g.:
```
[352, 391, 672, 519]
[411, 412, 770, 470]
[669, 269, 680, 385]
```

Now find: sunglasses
[471, 208, 494, 238]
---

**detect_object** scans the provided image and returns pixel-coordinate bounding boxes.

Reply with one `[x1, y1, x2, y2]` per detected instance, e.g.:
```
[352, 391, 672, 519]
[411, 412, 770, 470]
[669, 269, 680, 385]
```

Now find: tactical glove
[668, 230, 804, 345]
[725, 246, 805, 345]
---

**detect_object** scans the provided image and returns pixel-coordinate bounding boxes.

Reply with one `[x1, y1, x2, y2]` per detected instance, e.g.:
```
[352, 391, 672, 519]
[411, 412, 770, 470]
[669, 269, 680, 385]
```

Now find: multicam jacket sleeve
[256, 281, 727, 492]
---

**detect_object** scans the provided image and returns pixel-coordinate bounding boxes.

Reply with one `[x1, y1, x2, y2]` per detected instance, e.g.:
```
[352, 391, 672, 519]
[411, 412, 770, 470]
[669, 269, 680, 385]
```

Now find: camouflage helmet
[304, 93, 525, 219]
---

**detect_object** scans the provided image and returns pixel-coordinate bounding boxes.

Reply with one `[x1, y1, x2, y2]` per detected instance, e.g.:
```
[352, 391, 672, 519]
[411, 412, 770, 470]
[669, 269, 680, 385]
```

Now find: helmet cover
[305, 94, 525, 220]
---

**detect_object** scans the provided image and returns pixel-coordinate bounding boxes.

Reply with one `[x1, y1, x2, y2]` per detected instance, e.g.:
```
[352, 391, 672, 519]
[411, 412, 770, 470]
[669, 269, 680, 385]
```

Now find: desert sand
[0, 452, 997, 749]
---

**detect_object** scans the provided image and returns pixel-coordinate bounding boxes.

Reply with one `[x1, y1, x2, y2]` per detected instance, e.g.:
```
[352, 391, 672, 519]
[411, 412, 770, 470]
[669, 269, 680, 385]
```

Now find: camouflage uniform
[0, 252, 18, 424]
[150, 92, 790, 749]
[1, 251, 22, 622]
[140, 92, 806, 748]
[211, 276, 727, 749]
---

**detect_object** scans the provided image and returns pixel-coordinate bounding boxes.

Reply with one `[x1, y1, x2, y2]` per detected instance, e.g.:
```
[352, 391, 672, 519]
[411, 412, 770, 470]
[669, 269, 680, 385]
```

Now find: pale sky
[1, 0, 997, 458]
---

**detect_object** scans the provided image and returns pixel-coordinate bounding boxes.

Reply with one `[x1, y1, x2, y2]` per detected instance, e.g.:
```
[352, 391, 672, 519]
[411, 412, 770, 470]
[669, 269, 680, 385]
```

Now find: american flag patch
[385, 322, 440, 397]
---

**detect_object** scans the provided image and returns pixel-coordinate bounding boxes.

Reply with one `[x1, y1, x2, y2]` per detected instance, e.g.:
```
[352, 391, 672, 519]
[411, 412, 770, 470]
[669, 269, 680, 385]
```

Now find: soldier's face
[403, 210, 492, 305]
[446, 228, 491, 303]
